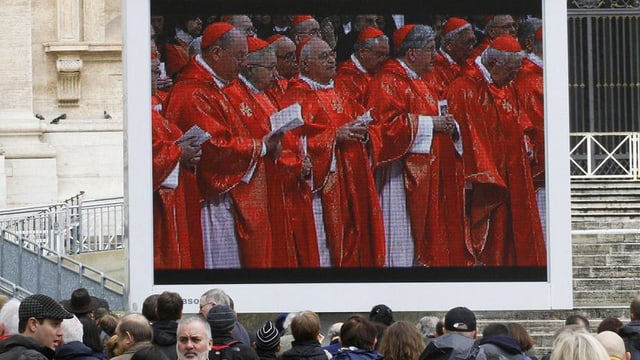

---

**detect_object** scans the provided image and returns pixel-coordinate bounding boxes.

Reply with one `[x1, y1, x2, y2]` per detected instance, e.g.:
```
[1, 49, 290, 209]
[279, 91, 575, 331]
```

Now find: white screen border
[123, 0, 573, 313]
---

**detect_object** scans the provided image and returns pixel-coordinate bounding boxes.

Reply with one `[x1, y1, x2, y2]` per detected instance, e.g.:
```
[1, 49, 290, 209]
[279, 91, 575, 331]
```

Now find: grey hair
[61, 316, 84, 343]
[241, 45, 276, 79]
[327, 322, 343, 340]
[396, 25, 436, 57]
[0, 299, 20, 336]
[354, 35, 389, 52]
[178, 316, 212, 340]
[481, 46, 524, 66]
[416, 316, 440, 338]
[201, 288, 230, 306]
[441, 23, 472, 47]
[517, 17, 542, 48]
[290, 17, 317, 37]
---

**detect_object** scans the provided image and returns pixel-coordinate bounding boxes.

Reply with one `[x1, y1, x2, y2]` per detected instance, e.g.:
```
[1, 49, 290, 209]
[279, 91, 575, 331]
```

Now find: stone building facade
[0, 0, 123, 208]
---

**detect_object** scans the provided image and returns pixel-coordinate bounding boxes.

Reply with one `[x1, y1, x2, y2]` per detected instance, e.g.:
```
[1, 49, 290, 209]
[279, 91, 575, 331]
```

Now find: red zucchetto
[295, 37, 312, 61]
[535, 27, 543, 41]
[201, 22, 235, 49]
[291, 15, 314, 28]
[393, 24, 416, 49]
[248, 37, 269, 53]
[266, 34, 285, 44]
[357, 27, 385, 43]
[442, 17, 471, 36]
[490, 35, 523, 52]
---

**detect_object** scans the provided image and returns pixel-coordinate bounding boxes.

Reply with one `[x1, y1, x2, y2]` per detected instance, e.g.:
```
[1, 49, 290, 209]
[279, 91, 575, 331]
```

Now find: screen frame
[123, 0, 572, 313]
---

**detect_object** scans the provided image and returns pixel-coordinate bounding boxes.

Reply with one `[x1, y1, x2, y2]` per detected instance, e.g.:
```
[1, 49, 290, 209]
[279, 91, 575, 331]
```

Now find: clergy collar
[175, 28, 194, 45]
[350, 54, 368, 74]
[527, 53, 543, 68]
[239, 74, 260, 94]
[439, 48, 457, 65]
[474, 56, 494, 84]
[196, 54, 229, 88]
[397, 59, 419, 80]
[299, 74, 334, 90]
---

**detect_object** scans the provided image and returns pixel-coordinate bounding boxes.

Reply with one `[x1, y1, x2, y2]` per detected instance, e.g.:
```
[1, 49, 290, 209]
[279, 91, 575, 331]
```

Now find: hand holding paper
[268, 103, 304, 137]
[175, 124, 211, 146]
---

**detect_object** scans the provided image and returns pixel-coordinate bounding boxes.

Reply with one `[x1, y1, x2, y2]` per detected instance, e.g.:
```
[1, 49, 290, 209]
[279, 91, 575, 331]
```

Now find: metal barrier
[0, 195, 124, 255]
[570, 132, 640, 179]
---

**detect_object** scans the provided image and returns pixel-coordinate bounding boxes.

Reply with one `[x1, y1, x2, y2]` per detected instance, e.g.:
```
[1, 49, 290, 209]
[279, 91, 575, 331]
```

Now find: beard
[179, 350, 209, 360]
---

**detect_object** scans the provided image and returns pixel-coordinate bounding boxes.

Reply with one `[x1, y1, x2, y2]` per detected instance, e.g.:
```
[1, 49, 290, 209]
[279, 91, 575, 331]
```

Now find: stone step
[573, 278, 640, 291]
[571, 232, 640, 244]
[574, 265, 640, 279]
[572, 218, 640, 228]
[573, 253, 640, 266]
[572, 242, 640, 255]
[573, 290, 637, 307]
[572, 210, 640, 216]
[571, 181, 640, 190]
[572, 203, 640, 211]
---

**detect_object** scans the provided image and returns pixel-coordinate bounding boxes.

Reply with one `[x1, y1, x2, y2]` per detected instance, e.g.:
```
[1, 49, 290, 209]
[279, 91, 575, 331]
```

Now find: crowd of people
[1, 288, 640, 360]
[150, 11, 547, 270]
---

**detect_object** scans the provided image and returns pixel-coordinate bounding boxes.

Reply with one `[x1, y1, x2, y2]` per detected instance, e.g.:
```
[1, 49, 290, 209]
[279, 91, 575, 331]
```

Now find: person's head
[440, 17, 476, 64]
[199, 288, 230, 319]
[290, 15, 321, 44]
[353, 15, 380, 31]
[268, 35, 298, 79]
[340, 315, 378, 350]
[394, 24, 437, 76]
[255, 320, 280, 352]
[354, 28, 389, 74]
[242, 38, 278, 91]
[369, 304, 394, 326]
[177, 10, 203, 38]
[480, 35, 524, 88]
[597, 316, 623, 334]
[507, 322, 534, 352]
[378, 321, 425, 360]
[290, 310, 321, 342]
[157, 291, 183, 322]
[200, 23, 248, 82]
[60, 316, 83, 344]
[551, 330, 610, 360]
[532, 27, 543, 59]
[151, 14, 165, 35]
[516, 17, 542, 53]
[485, 15, 517, 39]
[444, 306, 477, 339]
[18, 294, 73, 351]
[0, 298, 20, 336]
[132, 345, 170, 360]
[79, 315, 104, 353]
[416, 316, 440, 339]
[62, 288, 99, 318]
[565, 314, 590, 331]
[596, 331, 631, 360]
[176, 316, 212, 360]
[97, 313, 119, 337]
[142, 294, 160, 322]
[298, 38, 336, 85]
[482, 323, 510, 338]
[435, 319, 444, 337]
[327, 322, 343, 342]
[206, 304, 236, 336]
[114, 313, 153, 353]
[224, 15, 256, 38]
[631, 295, 640, 321]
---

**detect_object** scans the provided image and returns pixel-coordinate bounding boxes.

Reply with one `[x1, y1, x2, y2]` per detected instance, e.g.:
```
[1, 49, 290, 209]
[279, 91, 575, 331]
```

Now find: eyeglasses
[418, 45, 437, 54]
[492, 23, 517, 30]
[199, 302, 215, 310]
[300, 28, 322, 37]
[248, 64, 278, 72]
[221, 48, 248, 63]
[317, 50, 336, 61]
[277, 52, 296, 62]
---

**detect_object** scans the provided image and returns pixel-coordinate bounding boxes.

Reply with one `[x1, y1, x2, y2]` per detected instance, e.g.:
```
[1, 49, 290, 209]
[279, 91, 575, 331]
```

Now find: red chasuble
[335, 58, 372, 105]
[423, 52, 463, 99]
[165, 37, 190, 78]
[281, 78, 386, 267]
[367, 59, 469, 267]
[152, 96, 204, 269]
[515, 56, 545, 189]
[223, 78, 320, 268]
[163, 58, 273, 268]
[447, 62, 546, 266]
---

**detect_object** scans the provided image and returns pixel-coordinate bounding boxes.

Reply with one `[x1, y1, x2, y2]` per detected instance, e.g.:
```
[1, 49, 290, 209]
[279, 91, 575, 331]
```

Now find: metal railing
[570, 132, 640, 179]
[0, 195, 124, 255]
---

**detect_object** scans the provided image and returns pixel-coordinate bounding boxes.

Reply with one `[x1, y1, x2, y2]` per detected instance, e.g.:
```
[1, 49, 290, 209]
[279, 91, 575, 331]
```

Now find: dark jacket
[0, 335, 56, 360]
[210, 334, 259, 360]
[152, 320, 178, 360]
[256, 349, 278, 360]
[322, 339, 341, 356]
[54, 341, 107, 360]
[279, 340, 328, 360]
[333, 347, 382, 360]
[479, 336, 523, 360]
[419, 333, 486, 360]
[619, 321, 640, 360]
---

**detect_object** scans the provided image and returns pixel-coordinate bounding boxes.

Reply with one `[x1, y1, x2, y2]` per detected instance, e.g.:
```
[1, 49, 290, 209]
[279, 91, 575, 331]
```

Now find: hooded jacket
[419, 333, 487, 360]
[619, 321, 640, 360]
[479, 336, 523, 360]
[54, 341, 107, 360]
[0, 335, 55, 360]
[279, 340, 329, 360]
[333, 347, 382, 360]
[152, 320, 178, 360]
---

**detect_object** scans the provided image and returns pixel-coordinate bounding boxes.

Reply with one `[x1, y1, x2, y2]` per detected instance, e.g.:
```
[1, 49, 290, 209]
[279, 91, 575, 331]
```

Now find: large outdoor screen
[124, 0, 572, 313]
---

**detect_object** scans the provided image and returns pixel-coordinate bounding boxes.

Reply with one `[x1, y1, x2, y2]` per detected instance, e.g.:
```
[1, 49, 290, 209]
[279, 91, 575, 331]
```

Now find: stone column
[0, 0, 57, 207]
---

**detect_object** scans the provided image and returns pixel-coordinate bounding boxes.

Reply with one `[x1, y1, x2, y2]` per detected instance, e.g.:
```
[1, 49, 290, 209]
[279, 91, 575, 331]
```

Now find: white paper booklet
[177, 124, 211, 145]
[269, 103, 304, 135]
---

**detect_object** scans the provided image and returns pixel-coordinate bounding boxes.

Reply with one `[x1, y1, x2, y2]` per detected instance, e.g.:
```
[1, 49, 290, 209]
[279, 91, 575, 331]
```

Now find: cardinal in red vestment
[264, 34, 299, 109]
[281, 37, 386, 267]
[447, 35, 546, 266]
[367, 24, 468, 267]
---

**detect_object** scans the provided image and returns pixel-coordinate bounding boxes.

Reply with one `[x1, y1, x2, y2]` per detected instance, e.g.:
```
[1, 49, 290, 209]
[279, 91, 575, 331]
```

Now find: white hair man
[199, 289, 250, 345]
[54, 315, 99, 358]
[176, 316, 212, 360]
[0, 298, 20, 339]
[597, 331, 631, 360]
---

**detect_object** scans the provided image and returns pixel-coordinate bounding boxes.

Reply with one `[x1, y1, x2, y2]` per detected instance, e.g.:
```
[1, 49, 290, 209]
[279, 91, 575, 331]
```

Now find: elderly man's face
[199, 296, 215, 319]
[489, 56, 522, 87]
[275, 38, 298, 79]
[303, 40, 336, 84]
[247, 51, 278, 91]
[31, 318, 63, 351]
[358, 39, 389, 74]
[409, 39, 437, 76]
[207, 31, 248, 82]
[185, 17, 203, 38]
[177, 321, 212, 360]
[446, 28, 476, 64]
[294, 19, 321, 44]
[488, 15, 517, 38]
[234, 15, 256, 38]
